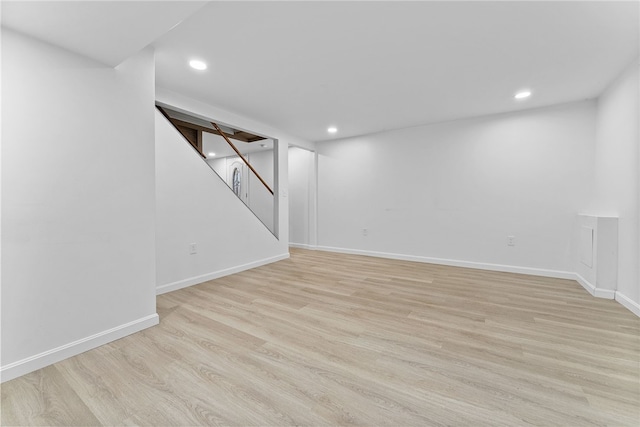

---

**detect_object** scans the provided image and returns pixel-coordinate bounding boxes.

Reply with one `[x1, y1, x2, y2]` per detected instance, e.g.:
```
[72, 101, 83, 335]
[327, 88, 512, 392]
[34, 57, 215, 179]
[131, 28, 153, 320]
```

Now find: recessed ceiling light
[189, 60, 207, 71]
[207, 152, 215, 157]
[327, 127, 338, 134]
[514, 90, 532, 99]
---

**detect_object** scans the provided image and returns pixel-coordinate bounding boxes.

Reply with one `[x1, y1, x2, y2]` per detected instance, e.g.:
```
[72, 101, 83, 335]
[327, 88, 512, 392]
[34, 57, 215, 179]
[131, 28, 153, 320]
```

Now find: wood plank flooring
[2, 248, 639, 426]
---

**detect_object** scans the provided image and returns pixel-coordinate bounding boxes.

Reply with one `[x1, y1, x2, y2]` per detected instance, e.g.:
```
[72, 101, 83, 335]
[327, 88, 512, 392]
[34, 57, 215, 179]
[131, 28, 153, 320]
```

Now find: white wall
[1, 30, 158, 381]
[206, 156, 227, 178]
[591, 59, 639, 313]
[288, 147, 316, 246]
[316, 101, 597, 276]
[247, 150, 275, 234]
[206, 150, 276, 234]
[155, 111, 286, 294]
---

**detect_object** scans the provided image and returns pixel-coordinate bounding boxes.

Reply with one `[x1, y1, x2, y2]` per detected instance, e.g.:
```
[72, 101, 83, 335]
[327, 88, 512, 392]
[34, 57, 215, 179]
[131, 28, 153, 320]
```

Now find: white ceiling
[1, 1, 207, 67]
[3, 1, 638, 142]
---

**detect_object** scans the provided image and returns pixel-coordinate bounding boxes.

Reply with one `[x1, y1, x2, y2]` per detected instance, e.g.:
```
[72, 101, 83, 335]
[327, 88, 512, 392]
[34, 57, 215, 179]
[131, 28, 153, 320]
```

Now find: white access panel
[575, 215, 618, 295]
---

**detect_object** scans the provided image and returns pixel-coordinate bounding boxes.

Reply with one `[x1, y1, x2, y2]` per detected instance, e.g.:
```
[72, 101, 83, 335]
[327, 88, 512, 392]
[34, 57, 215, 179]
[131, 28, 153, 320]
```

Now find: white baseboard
[574, 273, 616, 299]
[0, 314, 159, 383]
[311, 245, 639, 317]
[615, 291, 640, 317]
[156, 253, 290, 295]
[315, 245, 575, 280]
[289, 243, 316, 250]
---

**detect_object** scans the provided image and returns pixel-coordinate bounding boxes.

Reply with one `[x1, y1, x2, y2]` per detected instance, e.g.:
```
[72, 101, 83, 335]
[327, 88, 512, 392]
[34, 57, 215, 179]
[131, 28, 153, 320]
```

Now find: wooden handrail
[157, 104, 274, 196]
[211, 122, 274, 196]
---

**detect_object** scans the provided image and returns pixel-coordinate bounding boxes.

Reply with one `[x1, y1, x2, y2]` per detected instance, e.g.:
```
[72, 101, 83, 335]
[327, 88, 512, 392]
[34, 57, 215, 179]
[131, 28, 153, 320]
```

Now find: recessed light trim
[189, 59, 207, 71]
[514, 90, 532, 99]
[207, 152, 215, 157]
[327, 127, 338, 134]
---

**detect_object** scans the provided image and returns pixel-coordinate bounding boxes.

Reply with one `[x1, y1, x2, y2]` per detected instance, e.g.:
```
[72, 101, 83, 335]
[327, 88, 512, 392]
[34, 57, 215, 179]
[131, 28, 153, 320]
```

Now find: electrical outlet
[362, 228, 368, 237]
[189, 243, 197, 254]
[507, 235, 516, 246]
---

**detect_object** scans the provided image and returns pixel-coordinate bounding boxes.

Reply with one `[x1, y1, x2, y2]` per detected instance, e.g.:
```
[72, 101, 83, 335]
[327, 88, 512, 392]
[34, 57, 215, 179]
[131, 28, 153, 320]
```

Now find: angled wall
[1, 30, 158, 382]
[154, 88, 315, 295]
[156, 87, 315, 270]
[155, 110, 286, 294]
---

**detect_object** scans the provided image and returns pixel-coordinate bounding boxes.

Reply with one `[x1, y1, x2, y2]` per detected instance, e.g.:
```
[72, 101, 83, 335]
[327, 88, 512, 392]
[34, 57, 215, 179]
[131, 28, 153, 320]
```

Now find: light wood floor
[2, 248, 639, 426]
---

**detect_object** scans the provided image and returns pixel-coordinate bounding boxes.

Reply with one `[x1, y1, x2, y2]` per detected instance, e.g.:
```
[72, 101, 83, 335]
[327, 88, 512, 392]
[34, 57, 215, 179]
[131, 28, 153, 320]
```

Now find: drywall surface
[1, 30, 157, 380]
[317, 101, 597, 275]
[155, 111, 285, 293]
[207, 157, 227, 178]
[247, 150, 275, 234]
[592, 59, 639, 307]
[289, 147, 315, 246]
[206, 151, 276, 234]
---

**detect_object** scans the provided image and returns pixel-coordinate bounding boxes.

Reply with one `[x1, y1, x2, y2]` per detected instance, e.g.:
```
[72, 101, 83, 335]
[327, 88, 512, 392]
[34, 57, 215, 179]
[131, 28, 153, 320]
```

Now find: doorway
[228, 160, 248, 204]
[288, 146, 317, 247]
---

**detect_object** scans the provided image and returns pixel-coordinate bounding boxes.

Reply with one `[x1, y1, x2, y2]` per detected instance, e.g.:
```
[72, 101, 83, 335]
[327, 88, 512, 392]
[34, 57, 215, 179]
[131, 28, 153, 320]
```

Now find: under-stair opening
[156, 103, 278, 237]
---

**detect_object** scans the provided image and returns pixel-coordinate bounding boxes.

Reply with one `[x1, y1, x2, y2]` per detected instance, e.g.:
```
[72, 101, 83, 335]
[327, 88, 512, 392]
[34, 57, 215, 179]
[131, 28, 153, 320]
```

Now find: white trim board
[574, 273, 616, 299]
[0, 314, 159, 383]
[315, 245, 576, 279]
[289, 243, 316, 250]
[308, 245, 638, 317]
[156, 253, 290, 295]
[615, 292, 640, 317]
